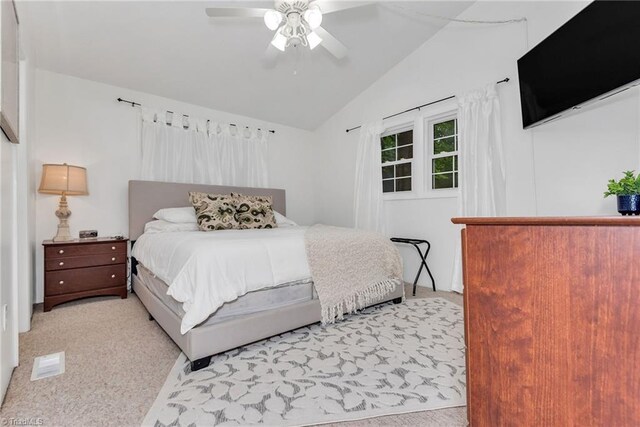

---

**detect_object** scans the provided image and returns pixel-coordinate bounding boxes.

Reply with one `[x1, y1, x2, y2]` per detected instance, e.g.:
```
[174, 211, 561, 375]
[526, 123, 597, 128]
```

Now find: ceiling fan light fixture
[288, 36, 303, 48]
[271, 32, 287, 51]
[303, 5, 322, 29]
[307, 31, 322, 49]
[264, 10, 283, 31]
[205, 0, 348, 59]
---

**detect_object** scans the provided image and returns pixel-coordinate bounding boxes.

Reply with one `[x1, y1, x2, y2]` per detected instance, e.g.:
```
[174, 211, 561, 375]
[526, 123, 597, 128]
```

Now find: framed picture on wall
[0, 0, 19, 144]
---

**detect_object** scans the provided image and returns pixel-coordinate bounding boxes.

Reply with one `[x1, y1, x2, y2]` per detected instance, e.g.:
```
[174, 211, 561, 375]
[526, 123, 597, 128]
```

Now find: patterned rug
[142, 298, 466, 426]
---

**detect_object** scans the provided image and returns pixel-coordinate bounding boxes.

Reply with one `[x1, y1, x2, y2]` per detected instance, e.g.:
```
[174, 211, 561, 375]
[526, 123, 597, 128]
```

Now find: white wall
[33, 69, 318, 303]
[313, 1, 640, 291]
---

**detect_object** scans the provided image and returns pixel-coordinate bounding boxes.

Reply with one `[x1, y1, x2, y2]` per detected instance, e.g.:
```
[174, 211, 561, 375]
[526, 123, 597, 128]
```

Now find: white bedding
[132, 227, 312, 334]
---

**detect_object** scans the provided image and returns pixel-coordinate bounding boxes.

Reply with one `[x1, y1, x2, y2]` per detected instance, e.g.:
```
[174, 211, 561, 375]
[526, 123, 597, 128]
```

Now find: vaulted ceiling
[21, 1, 473, 129]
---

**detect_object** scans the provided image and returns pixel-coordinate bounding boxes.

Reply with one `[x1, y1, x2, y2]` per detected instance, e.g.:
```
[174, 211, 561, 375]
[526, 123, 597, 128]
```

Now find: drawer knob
[59, 262, 64, 266]
[112, 246, 116, 250]
[59, 280, 64, 285]
[58, 249, 64, 254]
[111, 257, 116, 261]
[111, 274, 116, 278]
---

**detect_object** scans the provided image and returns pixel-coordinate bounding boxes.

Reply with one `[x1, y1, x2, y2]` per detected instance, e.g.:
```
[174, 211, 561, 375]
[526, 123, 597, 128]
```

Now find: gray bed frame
[128, 180, 403, 371]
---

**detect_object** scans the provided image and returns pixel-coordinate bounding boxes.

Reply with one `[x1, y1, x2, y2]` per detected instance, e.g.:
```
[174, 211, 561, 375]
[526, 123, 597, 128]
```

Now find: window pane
[453, 155, 458, 171]
[434, 136, 456, 154]
[397, 130, 413, 146]
[396, 178, 412, 192]
[382, 165, 394, 179]
[381, 149, 395, 163]
[454, 172, 458, 188]
[433, 156, 454, 173]
[395, 162, 411, 178]
[433, 173, 454, 189]
[397, 145, 413, 160]
[382, 179, 394, 193]
[381, 135, 396, 150]
[433, 119, 456, 138]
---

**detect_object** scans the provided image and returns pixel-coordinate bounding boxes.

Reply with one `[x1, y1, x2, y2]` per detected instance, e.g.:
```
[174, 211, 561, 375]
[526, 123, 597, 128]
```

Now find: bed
[129, 180, 404, 371]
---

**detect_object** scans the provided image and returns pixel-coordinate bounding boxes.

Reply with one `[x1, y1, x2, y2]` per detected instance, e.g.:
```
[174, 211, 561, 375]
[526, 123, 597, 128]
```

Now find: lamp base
[52, 226, 73, 242]
[53, 194, 73, 242]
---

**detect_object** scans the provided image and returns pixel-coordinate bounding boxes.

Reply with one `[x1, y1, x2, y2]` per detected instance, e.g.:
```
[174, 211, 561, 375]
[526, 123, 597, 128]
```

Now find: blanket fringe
[321, 278, 401, 325]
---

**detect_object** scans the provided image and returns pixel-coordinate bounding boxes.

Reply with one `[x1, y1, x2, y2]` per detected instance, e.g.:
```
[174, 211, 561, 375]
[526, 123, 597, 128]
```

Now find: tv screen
[518, 0, 640, 129]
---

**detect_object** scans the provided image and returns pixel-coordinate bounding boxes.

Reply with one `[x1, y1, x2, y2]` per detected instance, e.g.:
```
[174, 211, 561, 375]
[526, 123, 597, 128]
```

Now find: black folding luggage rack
[390, 237, 436, 296]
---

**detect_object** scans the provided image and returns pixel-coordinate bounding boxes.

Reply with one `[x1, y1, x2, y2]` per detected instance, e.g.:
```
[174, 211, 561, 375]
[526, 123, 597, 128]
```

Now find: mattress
[132, 227, 311, 333]
[136, 264, 315, 327]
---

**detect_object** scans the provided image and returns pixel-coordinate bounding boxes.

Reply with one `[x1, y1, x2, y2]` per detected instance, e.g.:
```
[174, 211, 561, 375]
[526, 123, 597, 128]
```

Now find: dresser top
[42, 237, 129, 246]
[451, 216, 640, 226]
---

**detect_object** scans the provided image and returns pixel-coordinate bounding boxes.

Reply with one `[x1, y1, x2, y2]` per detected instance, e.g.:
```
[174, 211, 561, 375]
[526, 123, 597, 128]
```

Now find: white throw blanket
[304, 224, 404, 324]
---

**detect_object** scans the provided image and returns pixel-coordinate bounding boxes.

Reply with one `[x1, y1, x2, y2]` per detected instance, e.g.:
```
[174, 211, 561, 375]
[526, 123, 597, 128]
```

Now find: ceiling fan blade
[314, 26, 347, 59]
[205, 8, 270, 18]
[311, 1, 374, 15]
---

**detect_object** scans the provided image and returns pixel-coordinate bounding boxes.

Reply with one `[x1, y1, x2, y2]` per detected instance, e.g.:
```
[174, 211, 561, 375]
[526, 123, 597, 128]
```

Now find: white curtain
[353, 120, 385, 233]
[451, 84, 506, 293]
[140, 108, 269, 187]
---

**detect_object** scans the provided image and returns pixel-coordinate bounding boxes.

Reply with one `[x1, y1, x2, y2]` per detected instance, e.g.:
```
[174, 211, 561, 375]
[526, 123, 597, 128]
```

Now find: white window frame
[381, 123, 418, 200]
[425, 112, 459, 198]
[379, 100, 459, 201]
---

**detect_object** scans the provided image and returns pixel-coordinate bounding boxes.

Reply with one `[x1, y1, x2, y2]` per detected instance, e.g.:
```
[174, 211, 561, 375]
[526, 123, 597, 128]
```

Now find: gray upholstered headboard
[128, 180, 286, 240]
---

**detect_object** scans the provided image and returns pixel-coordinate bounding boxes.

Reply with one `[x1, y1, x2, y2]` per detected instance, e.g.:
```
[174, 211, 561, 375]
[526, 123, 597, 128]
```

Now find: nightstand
[43, 237, 129, 311]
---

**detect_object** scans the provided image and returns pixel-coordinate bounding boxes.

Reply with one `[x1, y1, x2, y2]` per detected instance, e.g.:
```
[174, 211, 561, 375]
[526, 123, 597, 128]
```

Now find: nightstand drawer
[45, 241, 127, 259]
[45, 264, 126, 296]
[45, 253, 127, 271]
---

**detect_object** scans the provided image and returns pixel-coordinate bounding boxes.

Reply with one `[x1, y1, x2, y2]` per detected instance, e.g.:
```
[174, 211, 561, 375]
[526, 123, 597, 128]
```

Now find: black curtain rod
[116, 97, 276, 134]
[345, 77, 510, 133]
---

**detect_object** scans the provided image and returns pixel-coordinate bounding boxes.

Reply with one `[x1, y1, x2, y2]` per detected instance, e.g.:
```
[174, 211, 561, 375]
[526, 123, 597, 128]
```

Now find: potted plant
[604, 170, 640, 215]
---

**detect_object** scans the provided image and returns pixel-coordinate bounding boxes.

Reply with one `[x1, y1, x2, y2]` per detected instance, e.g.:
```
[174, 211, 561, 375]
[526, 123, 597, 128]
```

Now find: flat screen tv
[518, 0, 640, 129]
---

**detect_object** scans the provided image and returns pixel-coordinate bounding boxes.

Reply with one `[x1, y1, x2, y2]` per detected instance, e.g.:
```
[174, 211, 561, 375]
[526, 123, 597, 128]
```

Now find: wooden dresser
[452, 216, 640, 427]
[43, 237, 128, 311]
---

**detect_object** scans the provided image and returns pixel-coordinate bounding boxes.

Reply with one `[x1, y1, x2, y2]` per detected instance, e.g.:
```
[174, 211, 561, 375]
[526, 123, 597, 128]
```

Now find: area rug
[142, 298, 466, 426]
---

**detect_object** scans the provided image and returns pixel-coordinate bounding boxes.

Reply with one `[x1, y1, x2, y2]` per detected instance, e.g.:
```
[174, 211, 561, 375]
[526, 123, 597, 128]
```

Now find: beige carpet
[0, 285, 466, 427]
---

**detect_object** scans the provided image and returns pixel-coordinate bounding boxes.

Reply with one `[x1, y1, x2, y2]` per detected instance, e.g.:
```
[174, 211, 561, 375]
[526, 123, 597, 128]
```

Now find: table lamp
[38, 163, 88, 241]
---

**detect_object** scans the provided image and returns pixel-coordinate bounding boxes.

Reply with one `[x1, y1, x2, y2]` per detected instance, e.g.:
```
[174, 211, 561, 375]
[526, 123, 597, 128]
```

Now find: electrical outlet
[2, 304, 7, 331]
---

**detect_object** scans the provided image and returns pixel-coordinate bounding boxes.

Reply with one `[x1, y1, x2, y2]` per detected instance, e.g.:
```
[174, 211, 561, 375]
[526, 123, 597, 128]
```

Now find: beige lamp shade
[38, 163, 88, 196]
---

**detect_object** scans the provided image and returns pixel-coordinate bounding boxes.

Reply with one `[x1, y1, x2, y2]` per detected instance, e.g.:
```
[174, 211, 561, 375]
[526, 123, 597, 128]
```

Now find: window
[381, 129, 413, 193]
[429, 117, 458, 190]
[378, 106, 458, 200]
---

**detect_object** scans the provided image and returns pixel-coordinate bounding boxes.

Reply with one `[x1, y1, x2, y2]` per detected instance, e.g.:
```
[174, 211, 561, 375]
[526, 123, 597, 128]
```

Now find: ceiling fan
[205, 1, 372, 60]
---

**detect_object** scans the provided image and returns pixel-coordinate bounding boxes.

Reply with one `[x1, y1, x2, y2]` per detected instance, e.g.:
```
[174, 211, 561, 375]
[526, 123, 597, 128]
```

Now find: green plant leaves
[604, 170, 640, 197]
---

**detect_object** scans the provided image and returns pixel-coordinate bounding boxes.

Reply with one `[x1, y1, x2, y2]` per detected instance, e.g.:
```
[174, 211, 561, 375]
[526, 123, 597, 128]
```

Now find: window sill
[383, 190, 459, 201]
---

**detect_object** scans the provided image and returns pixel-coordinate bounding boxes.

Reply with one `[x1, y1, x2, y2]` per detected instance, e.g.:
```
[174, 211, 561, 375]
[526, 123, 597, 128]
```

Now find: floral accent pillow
[231, 193, 277, 229]
[189, 192, 239, 231]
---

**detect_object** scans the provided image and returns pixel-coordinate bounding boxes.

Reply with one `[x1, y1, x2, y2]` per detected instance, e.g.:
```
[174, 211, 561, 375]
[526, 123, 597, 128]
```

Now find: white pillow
[152, 207, 197, 224]
[274, 211, 298, 227]
[144, 220, 199, 234]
